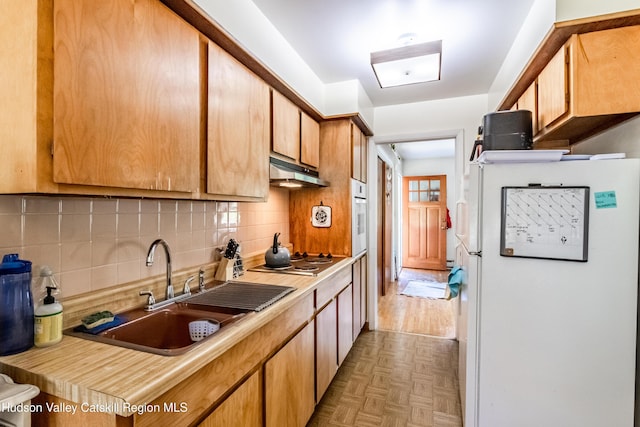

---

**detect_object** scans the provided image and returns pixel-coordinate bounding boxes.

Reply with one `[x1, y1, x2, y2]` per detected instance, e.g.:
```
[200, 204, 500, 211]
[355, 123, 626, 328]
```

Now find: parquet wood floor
[378, 268, 457, 339]
[307, 330, 462, 427]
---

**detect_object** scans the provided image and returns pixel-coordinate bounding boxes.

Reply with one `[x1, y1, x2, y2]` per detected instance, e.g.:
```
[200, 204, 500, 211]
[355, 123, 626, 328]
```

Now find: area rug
[400, 280, 447, 299]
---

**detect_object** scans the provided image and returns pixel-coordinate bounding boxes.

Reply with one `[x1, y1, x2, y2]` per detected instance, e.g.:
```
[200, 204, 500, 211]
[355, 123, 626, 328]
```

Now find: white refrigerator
[458, 158, 639, 427]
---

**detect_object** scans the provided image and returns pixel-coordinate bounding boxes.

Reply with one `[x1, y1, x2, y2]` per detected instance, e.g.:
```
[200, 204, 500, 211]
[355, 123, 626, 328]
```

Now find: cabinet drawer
[315, 266, 352, 310]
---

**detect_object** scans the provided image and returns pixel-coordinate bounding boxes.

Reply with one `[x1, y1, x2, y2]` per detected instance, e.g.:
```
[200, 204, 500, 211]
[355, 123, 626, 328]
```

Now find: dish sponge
[81, 311, 115, 329]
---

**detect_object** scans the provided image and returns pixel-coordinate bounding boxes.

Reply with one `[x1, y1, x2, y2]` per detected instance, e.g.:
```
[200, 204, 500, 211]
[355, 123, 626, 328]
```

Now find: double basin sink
[65, 282, 296, 356]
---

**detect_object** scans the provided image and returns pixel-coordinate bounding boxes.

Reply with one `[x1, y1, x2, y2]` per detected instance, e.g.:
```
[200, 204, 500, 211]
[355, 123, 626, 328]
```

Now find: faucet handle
[139, 290, 156, 306]
[198, 268, 205, 292]
[183, 276, 194, 296]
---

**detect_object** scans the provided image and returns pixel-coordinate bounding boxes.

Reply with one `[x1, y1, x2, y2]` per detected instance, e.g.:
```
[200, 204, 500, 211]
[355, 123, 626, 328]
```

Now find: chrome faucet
[146, 239, 173, 300]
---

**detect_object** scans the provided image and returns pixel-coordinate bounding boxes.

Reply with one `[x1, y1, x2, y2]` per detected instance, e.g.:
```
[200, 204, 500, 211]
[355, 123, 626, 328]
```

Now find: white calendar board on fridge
[500, 186, 589, 261]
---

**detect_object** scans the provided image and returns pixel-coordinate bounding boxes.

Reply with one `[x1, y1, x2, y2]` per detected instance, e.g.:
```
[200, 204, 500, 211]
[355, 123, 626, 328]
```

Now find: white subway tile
[24, 214, 59, 245]
[61, 241, 92, 272]
[0, 196, 23, 214]
[117, 213, 140, 238]
[61, 214, 90, 242]
[24, 196, 60, 214]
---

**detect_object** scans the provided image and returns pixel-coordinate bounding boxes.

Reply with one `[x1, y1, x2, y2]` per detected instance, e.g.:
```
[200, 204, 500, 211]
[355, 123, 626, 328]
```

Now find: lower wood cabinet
[265, 321, 315, 427]
[352, 255, 367, 340]
[353, 255, 369, 332]
[315, 274, 355, 403]
[337, 284, 354, 365]
[316, 299, 338, 400]
[199, 370, 262, 427]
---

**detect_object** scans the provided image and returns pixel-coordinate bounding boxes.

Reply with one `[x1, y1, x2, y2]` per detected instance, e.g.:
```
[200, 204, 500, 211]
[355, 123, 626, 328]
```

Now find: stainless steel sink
[65, 303, 250, 356]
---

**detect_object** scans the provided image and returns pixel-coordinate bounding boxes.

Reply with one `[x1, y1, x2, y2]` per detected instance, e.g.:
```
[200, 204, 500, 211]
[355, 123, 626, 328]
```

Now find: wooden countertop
[0, 257, 356, 417]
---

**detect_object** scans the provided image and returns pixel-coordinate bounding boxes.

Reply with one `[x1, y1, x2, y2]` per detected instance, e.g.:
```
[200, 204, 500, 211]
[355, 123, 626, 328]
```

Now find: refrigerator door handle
[458, 239, 482, 257]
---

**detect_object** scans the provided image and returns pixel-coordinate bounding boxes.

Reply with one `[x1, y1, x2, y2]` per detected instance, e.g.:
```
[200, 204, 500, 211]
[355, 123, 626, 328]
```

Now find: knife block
[214, 258, 234, 281]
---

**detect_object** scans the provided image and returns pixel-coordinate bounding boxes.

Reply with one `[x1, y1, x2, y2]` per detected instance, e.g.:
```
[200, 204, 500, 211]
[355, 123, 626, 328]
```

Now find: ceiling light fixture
[370, 40, 442, 88]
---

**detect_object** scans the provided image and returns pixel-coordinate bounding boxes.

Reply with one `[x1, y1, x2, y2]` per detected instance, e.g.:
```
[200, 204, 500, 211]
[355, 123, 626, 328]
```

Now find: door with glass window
[402, 175, 447, 270]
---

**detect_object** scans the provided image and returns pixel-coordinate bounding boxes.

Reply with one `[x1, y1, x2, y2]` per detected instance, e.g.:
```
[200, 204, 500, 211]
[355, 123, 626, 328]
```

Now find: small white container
[188, 319, 220, 342]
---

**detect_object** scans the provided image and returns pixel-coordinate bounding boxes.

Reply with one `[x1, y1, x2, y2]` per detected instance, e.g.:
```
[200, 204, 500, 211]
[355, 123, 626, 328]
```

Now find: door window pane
[409, 180, 418, 191]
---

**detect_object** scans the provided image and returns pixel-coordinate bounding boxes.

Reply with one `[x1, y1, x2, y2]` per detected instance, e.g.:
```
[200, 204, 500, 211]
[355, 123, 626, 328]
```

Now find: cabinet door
[208, 42, 270, 198]
[272, 90, 300, 161]
[537, 46, 568, 130]
[337, 284, 353, 365]
[53, 0, 200, 192]
[359, 254, 367, 330]
[571, 26, 640, 116]
[300, 112, 320, 168]
[352, 259, 361, 340]
[316, 299, 338, 401]
[265, 321, 315, 427]
[361, 133, 368, 183]
[199, 370, 262, 427]
[351, 123, 362, 182]
[517, 82, 538, 135]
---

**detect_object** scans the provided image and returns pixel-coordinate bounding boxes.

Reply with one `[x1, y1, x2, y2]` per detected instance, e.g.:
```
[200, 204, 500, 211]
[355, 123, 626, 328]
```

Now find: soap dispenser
[34, 268, 63, 347]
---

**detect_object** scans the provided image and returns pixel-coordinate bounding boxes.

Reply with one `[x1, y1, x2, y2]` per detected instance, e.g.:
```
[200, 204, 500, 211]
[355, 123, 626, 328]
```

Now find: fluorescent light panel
[371, 40, 442, 88]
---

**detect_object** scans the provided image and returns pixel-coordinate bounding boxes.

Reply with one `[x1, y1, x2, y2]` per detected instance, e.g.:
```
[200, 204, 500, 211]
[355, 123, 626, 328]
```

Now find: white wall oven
[352, 179, 367, 256]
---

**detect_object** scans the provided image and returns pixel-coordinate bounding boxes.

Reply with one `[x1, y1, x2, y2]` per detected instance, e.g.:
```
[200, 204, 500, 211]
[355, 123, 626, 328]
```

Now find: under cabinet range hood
[269, 157, 329, 188]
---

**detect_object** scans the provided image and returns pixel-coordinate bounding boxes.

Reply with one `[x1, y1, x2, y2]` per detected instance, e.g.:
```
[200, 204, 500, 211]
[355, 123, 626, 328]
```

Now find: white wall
[571, 116, 640, 157]
[193, 0, 326, 112]
[325, 80, 375, 127]
[376, 143, 402, 283]
[488, 0, 555, 110]
[556, 0, 639, 21]
[374, 94, 489, 202]
[192, 0, 376, 122]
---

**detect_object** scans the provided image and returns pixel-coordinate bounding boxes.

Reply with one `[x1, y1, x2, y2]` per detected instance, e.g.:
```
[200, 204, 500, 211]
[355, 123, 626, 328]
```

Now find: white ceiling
[393, 139, 456, 160]
[251, 0, 536, 108]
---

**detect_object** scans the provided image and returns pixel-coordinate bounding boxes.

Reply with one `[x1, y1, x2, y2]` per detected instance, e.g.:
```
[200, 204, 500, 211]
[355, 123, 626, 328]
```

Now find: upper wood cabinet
[53, 0, 200, 192]
[537, 46, 568, 132]
[508, 24, 640, 145]
[300, 112, 320, 168]
[517, 82, 538, 134]
[207, 42, 270, 199]
[271, 90, 320, 169]
[351, 123, 367, 183]
[272, 90, 300, 161]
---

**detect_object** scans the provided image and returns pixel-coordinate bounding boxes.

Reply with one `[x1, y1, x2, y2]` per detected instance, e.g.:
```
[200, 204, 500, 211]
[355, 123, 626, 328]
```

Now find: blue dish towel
[73, 315, 126, 335]
[447, 266, 463, 299]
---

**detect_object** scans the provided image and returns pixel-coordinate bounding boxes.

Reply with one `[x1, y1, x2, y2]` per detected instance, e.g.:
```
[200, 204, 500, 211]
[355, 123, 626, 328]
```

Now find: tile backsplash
[0, 188, 290, 298]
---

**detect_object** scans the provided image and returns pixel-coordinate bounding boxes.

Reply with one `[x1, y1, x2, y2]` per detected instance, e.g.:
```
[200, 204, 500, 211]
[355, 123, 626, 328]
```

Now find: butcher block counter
[0, 256, 360, 426]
